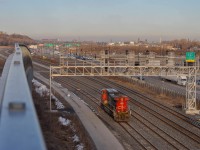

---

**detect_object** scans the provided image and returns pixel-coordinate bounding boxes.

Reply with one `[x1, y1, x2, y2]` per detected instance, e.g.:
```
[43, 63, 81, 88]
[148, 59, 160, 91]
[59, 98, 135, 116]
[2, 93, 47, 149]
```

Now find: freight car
[101, 88, 131, 121]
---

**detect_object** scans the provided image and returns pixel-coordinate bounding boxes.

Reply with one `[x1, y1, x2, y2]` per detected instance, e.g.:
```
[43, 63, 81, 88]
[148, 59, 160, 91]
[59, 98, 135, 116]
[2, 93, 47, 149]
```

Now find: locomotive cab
[114, 96, 130, 121]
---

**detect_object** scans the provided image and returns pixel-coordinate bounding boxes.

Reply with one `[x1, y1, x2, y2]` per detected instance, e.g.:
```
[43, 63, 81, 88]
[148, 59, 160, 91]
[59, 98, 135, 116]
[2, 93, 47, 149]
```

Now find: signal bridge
[50, 50, 199, 115]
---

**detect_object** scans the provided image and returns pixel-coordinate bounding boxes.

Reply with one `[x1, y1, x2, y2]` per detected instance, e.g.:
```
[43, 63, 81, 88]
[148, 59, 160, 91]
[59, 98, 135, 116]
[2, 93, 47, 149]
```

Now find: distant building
[124, 41, 135, 45]
[118, 42, 125, 46]
[29, 45, 37, 49]
[124, 42, 130, 45]
[108, 42, 115, 46]
[38, 44, 44, 47]
[166, 45, 173, 50]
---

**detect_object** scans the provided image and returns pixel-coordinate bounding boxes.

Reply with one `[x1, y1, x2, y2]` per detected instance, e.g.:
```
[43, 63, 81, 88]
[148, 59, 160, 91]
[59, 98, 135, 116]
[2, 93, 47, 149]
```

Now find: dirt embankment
[0, 59, 5, 75]
[32, 85, 96, 150]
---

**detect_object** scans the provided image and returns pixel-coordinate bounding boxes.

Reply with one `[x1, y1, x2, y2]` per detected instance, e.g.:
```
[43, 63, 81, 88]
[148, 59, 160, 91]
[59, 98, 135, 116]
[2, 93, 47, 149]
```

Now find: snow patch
[58, 116, 71, 126]
[52, 95, 65, 109]
[72, 135, 79, 142]
[76, 143, 84, 150]
[32, 79, 49, 97]
[72, 135, 84, 150]
[33, 79, 84, 149]
[32, 78, 65, 109]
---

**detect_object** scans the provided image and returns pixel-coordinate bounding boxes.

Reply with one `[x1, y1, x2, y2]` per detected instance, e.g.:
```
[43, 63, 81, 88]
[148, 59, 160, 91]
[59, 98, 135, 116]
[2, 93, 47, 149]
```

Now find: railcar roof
[104, 88, 118, 93]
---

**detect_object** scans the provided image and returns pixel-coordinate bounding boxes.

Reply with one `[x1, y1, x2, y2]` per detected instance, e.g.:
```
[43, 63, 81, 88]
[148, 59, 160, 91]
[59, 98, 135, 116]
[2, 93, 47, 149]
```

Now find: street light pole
[49, 66, 52, 111]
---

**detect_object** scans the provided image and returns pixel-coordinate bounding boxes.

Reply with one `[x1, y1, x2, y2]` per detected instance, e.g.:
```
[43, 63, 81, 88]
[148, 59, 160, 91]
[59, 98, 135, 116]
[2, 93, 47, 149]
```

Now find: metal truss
[50, 51, 199, 114]
[51, 64, 192, 77]
[185, 67, 199, 114]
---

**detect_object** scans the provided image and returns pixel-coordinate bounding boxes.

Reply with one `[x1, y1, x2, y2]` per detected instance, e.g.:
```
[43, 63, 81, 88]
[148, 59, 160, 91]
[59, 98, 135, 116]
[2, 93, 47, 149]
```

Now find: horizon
[1, 31, 199, 43]
[0, 0, 200, 42]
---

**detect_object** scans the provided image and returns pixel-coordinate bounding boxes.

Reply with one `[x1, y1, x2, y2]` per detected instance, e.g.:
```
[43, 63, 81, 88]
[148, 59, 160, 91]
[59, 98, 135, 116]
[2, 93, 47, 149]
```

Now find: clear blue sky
[0, 0, 200, 41]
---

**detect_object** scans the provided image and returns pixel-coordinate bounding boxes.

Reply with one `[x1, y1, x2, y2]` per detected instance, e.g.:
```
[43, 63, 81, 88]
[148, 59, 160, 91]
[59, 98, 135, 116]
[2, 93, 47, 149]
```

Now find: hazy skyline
[0, 0, 200, 42]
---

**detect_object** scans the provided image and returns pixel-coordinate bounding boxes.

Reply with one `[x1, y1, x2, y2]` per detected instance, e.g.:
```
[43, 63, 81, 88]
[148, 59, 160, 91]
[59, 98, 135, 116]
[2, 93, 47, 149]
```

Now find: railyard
[1, 46, 200, 150]
[1, 1, 200, 150]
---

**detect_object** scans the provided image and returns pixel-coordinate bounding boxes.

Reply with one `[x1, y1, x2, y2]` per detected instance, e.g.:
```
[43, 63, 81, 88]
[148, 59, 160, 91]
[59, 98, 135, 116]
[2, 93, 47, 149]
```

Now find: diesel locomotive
[101, 88, 131, 121]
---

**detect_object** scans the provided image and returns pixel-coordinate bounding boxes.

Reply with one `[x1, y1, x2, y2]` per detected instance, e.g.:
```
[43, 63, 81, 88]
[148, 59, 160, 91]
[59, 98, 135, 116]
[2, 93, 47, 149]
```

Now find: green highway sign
[65, 43, 80, 47]
[65, 44, 72, 47]
[186, 52, 195, 62]
[75, 43, 80, 47]
[45, 43, 54, 47]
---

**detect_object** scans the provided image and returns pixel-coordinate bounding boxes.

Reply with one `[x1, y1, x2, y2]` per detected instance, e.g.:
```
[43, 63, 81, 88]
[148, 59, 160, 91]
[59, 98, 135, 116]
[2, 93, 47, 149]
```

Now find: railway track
[0, 48, 13, 57]
[96, 77, 200, 128]
[130, 110, 188, 150]
[55, 77, 157, 150]
[54, 76, 192, 149]
[58, 76, 195, 149]
[119, 122, 157, 150]
[32, 57, 57, 66]
[35, 68, 144, 149]
[34, 67, 193, 149]
[83, 77, 200, 148]
[33, 64, 155, 149]
[88, 76, 200, 129]
[33, 59, 200, 150]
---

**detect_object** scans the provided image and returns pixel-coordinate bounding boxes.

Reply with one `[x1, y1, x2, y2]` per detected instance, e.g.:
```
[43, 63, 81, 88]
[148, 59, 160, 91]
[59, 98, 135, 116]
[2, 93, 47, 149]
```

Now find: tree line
[0, 32, 35, 46]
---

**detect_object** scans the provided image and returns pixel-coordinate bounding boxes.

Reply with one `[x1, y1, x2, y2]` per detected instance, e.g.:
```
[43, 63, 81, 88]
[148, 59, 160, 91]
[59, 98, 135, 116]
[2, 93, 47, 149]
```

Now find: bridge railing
[0, 43, 46, 150]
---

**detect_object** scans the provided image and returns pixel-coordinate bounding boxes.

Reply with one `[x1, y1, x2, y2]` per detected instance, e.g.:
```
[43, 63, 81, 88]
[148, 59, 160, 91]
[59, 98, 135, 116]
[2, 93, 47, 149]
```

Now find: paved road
[144, 76, 200, 99]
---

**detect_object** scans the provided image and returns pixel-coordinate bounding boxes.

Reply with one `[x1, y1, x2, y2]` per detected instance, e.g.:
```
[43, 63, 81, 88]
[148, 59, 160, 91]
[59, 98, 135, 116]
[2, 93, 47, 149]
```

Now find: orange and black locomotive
[101, 88, 131, 121]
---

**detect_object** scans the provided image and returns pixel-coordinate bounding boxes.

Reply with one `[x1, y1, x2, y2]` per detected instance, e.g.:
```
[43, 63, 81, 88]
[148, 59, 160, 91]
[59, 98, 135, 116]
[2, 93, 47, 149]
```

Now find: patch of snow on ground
[72, 135, 79, 142]
[58, 116, 84, 149]
[52, 95, 65, 109]
[76, 143, 84, 150]
[58, 116, 71, 126]
[72, 135, 84, 150]
[33, 79, 84, 149]
[32, 78, 65, 109]
[32, 79, 49, 97]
